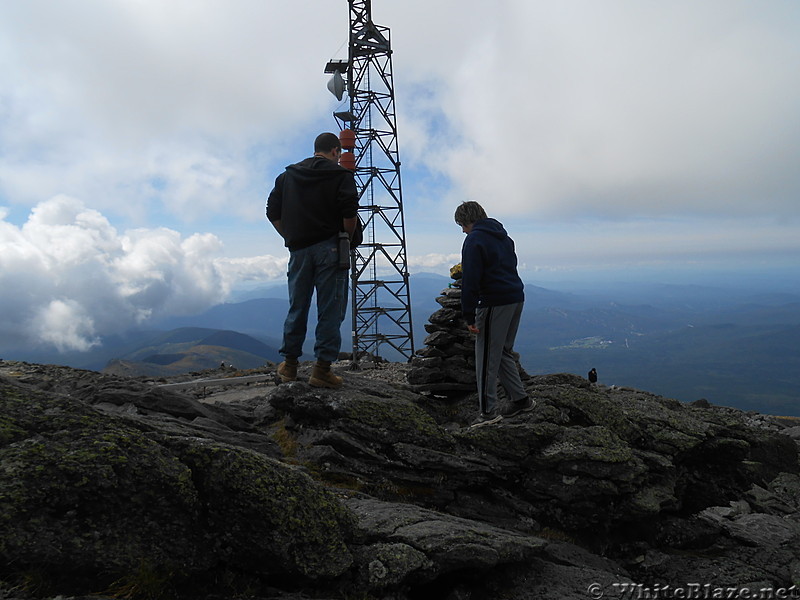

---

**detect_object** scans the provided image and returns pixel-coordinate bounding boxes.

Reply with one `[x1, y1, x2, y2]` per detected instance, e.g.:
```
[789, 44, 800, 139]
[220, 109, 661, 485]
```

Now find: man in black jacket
[455, 201, 534, 427]
[266, 132, 359, 388]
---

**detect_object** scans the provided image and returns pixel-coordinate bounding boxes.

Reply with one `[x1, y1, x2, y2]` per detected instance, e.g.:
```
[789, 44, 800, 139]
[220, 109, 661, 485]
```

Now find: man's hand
[467, 324, 479, 334]
[342, 216, 357, 238]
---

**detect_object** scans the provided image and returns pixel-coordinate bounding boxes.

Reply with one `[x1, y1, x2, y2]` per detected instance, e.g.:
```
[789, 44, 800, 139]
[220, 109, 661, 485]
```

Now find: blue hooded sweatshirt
[460, 217, 525, 325]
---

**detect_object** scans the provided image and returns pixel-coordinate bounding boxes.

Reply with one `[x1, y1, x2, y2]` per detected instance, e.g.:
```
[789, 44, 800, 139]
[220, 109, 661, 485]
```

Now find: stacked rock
[407, 265, 477, 395]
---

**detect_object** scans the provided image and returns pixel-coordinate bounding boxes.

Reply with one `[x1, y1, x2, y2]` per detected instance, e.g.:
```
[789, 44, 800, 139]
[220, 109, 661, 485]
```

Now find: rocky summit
[1, 358, 800, 600]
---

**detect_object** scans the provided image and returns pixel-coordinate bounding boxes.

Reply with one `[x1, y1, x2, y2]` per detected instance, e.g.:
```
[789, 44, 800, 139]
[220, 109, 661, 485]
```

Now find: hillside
[516, 302, 800, 415]
[103, 327, 281, 376]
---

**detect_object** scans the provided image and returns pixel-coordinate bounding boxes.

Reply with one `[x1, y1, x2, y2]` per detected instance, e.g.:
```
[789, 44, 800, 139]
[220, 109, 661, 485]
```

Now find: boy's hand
[467, 324, 479, 334]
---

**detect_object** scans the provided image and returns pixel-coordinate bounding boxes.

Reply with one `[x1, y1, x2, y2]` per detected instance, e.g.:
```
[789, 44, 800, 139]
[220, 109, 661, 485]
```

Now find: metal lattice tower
[325, 0, 414, 364]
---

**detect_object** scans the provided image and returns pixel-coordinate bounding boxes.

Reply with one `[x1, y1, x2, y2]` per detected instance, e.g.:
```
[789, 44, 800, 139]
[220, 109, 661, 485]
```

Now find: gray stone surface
[1, 357, 800, 600]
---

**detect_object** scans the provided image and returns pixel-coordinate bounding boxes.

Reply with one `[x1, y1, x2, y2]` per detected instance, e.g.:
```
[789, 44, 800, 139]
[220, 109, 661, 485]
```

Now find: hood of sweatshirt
[285, 156, 350, 182]
[471, 217, 509, 240]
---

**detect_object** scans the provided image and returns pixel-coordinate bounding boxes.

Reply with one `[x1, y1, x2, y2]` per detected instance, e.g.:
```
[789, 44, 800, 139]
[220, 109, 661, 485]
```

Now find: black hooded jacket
[266, 156, 359, 251]
[460, 217, 525, 325]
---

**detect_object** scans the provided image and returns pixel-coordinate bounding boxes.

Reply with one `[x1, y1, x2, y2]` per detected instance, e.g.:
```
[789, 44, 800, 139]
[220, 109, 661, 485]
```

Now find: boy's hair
[454, 201, 488, 227]
[314, 132, 342, 153]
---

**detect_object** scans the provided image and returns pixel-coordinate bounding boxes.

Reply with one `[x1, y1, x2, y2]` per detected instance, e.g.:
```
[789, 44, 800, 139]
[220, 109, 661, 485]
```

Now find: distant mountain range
[513, 284, 800, 416]
[7, 272, 800, 415]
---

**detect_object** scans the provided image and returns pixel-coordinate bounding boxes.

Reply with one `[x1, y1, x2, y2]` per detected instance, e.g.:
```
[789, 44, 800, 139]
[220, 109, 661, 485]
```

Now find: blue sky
[1, 0, 799, 352]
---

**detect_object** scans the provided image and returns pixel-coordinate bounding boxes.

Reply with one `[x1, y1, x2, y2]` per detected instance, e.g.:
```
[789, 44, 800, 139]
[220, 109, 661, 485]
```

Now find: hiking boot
[502, 397, 536, 418]
[309, 360, 343, 389]
[469, 412, 502, 429]
[277, 358, 298, 383]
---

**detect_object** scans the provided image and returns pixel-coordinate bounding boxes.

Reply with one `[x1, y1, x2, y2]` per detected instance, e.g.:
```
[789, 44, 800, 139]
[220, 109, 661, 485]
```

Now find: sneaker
[469, 413, 503, 429]
[309, 361, 343, 389]
[277, 359, 298, 383]
[502, 397, 536, 418]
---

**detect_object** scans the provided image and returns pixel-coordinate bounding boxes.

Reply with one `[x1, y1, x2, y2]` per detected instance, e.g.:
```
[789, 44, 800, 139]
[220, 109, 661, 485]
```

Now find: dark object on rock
[690, 397, 712, 408]
[588, 367, 598, 383]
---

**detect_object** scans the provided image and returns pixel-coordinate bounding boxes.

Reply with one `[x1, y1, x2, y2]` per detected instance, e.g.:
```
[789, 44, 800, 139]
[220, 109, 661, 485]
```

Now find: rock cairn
[407, 264, 531, 396]
[407, 265, 477, 395]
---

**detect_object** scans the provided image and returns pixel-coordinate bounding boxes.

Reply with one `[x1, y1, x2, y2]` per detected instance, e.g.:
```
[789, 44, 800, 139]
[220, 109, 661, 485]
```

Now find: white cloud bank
[0, 198, 458, 353]
[0, 197, 286, 352]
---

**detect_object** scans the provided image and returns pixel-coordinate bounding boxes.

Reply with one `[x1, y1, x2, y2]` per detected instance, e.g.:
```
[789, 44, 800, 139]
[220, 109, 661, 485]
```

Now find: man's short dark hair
[314, 132, 342, 153]
[454, 201, 488, 227]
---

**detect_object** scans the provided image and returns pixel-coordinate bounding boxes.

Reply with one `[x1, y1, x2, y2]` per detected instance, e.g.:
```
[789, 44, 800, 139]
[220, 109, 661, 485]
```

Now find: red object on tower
[339, 129, 356, 150]
[339, 151, 356, 171]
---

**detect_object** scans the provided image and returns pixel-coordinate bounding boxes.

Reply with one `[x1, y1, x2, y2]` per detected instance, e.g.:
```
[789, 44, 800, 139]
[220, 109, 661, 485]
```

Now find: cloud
[408, 253, 461, 271]
[0, 197, 282, 352]
[216, 255, 288, 291]
[34, 299, 100, 353]
[390, 1, 800, 222]
[0, 0, 342, 220]
[5, 0, 796, 231]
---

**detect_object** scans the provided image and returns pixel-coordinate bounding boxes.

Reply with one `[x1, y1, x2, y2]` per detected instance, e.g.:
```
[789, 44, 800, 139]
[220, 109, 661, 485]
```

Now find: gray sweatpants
[475, 302, 527, 415]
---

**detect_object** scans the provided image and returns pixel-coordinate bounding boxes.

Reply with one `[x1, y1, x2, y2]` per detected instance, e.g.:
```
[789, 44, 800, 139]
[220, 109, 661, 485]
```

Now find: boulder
[0, 375, 354, 594]
[346, 496, 546, 590]
[256, 371, 800, 554]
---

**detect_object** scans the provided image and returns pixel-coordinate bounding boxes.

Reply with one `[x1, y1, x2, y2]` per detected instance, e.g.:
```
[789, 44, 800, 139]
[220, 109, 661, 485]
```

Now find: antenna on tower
[324, 0, 414, 366]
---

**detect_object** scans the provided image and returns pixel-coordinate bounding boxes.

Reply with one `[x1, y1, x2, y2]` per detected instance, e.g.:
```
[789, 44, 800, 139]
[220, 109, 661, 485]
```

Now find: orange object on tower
[339, 151, 356, 171]
[339, 129, 356, 150]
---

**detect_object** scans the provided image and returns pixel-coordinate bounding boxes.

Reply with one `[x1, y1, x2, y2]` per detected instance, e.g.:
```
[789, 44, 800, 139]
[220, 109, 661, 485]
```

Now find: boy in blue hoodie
[454, 201, 534, 428]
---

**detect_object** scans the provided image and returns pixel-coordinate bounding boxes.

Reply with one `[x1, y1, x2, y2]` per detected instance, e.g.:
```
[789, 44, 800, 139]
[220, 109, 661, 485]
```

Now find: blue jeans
[280, 236, 349, 362]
